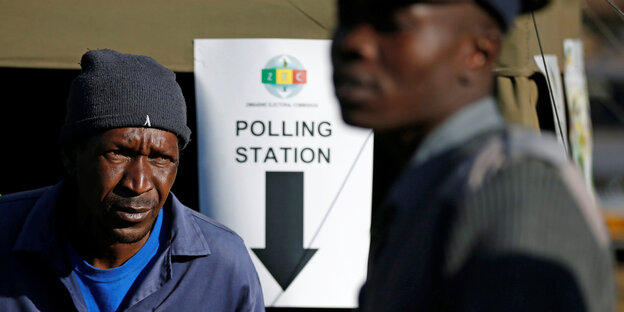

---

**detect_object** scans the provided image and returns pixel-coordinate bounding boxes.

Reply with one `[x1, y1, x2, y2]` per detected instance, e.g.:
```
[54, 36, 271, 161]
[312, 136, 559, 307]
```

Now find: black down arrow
[252, 171, 317, 290]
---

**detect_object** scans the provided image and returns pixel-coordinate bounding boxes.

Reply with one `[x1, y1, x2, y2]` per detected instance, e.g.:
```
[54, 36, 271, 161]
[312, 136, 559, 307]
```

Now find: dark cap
[476, 0, 551, 30]
[60, 49, 191, 149]
[339, 0, 551, 31]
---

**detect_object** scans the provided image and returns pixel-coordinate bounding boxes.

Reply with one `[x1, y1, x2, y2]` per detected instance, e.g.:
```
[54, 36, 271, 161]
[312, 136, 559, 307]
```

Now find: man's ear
[456, 28, 501, 86]
[469, 29, 501, 71]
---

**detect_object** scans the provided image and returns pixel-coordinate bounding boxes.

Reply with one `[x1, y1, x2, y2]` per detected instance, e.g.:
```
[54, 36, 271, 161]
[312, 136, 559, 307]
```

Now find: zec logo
[261, 55, 307, 99]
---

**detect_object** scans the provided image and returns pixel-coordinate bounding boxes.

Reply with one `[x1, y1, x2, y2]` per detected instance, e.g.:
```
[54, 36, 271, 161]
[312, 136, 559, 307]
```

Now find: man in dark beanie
[0, 49, 264, 311]
[332, 0, 614, 311]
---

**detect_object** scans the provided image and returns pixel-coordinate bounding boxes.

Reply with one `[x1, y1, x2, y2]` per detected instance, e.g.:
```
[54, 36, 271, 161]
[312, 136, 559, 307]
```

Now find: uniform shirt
[361, 97, 614, 311]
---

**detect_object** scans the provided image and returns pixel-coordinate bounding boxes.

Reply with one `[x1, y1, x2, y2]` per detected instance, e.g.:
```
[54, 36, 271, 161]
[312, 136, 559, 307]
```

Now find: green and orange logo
[261, 55, 307, 98]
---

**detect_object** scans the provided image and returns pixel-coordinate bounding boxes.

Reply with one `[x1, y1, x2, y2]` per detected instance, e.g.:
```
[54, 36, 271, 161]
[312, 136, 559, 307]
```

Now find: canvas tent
[0, 0, 336, 71]
[0, 0, 582, 128]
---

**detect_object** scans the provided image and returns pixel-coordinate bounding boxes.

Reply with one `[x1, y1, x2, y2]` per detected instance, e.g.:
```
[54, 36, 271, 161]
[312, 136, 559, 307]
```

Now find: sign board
[194, 39, 373, 308]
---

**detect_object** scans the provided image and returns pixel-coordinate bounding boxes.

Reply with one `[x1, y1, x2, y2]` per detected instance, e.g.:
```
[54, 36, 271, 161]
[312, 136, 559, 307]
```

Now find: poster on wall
[194, 39, 373, 308]
[563, 39, 594, 193]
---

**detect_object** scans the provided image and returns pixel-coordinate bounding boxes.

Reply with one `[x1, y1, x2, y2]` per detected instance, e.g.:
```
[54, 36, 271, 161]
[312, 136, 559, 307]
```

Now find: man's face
[71, 127, 179, 244]
[332, 1, 474, 131]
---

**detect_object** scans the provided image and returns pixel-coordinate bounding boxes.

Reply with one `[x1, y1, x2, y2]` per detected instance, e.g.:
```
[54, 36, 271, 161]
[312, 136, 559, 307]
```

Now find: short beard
[111, 228, 152, 244]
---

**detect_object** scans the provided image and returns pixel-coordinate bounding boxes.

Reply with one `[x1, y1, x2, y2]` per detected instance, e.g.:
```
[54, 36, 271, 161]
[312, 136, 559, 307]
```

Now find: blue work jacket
[0, 181, 265, 311]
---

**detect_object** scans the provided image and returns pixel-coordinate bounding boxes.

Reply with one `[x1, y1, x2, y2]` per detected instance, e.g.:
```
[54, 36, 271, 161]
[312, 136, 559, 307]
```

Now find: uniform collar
[411, 96, 504, 166]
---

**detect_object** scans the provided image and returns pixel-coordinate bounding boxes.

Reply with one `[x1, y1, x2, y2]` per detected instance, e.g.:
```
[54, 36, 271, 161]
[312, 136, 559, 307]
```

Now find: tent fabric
[499, 0, 582, 75]
[496, 75, 541, 130]
[1, 0, 581, 130]
[495, 0, 582, 129]
[0, 0, 336, 72]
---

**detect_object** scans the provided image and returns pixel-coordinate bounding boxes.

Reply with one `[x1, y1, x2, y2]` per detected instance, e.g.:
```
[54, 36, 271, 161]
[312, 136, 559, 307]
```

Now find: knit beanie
[60, 49, 191, 149]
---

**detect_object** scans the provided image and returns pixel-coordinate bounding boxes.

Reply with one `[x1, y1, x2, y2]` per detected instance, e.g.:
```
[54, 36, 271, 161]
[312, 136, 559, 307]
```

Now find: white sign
[194, 39, 373, 308]
[534, 54, 569, 153]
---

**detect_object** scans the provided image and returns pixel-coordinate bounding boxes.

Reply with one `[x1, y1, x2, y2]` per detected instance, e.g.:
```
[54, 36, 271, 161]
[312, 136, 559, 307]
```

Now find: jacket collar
[385, 97, 505, 213]
[13, 181, 64, 253]
[167, 193, 211, 257]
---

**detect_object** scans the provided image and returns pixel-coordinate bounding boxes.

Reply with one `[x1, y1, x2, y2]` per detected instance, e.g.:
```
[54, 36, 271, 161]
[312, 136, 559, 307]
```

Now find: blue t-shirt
[67, 209, 164, 312]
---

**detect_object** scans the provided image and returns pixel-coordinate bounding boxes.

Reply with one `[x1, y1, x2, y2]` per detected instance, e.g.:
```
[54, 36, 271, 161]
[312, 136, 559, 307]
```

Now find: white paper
[534, 54, 569, 152]
[563, 39, 594, 192]
[194, 39, 373, 308]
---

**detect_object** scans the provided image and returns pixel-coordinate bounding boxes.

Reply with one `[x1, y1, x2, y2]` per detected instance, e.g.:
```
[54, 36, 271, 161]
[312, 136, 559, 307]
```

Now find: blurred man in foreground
[0, 49, 264, 311]
[332, 0, 615, 310]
